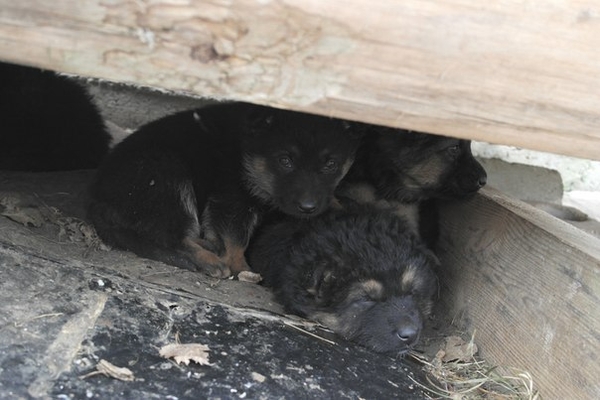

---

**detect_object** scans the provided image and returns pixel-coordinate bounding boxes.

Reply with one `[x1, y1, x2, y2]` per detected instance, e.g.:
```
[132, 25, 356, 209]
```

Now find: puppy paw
[203, 262, 231, 279]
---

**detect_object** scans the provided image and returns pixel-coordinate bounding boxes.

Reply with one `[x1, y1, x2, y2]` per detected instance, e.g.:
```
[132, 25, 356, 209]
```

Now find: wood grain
[437, 188, 600, 399]
[0, 0, 599, 159]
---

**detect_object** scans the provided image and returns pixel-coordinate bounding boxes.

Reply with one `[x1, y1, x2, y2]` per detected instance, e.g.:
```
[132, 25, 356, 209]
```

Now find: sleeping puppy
[247, 206, 438, 355]
[337, 124, 487, 247]
[0, 61, 110, 171]
[88, 102, 361, 278]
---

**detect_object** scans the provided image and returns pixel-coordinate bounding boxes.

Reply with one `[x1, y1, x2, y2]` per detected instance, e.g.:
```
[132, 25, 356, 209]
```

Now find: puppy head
[437, 140, 487, 198]
[369, 128, 487, 201]
[353, 295, 424, 354]
[242, 108, 362, 218]
[314, 272, 435, 355]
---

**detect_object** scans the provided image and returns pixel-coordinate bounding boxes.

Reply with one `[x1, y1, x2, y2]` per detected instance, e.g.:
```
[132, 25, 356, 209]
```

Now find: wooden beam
[0, 1, 599, 160]
[437, 188, 600, 399]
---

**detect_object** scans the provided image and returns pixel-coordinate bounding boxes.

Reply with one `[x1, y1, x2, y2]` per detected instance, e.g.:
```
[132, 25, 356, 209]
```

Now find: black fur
[0, 62, 110, 171]
[337, 125, 487, 246]
[88, 102, 361, 278]
[248, 207, 438, 355]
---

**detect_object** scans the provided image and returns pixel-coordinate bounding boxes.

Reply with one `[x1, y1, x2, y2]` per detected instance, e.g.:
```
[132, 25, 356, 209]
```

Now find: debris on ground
[80, 359, 135, 382]
[159, 343, 212, 366]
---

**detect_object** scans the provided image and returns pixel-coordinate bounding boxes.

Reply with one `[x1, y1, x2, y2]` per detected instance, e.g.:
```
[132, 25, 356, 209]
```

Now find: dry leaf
[159, 343, 212, 366]
[237, 271, 262, 283]
[1, 207, 45, 227]
[441, 335, 478, 362]
[97, 359, 135, 381]
[81, 359, 135, 381]
[0, 192, 46, 227]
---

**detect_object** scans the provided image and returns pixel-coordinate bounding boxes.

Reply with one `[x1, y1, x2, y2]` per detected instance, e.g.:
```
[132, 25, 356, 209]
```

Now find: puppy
[88, 102, 361, 278]
[337, 125, 487, 246]
[248, 207, 438, 355]
[0, 62, 110, 171]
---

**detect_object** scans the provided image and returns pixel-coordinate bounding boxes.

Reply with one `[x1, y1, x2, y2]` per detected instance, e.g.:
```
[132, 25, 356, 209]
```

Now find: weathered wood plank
[437, 188, 600, 399]
[0, 0, 599, 159]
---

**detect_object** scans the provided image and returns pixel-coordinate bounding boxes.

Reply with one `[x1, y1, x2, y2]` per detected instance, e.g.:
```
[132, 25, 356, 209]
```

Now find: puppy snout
[297, 200, 318, 214]
[477, 174, 487, 188]
[395, 324, 419, 345]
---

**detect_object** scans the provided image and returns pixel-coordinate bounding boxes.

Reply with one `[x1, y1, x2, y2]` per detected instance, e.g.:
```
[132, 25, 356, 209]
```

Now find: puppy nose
[478, 175, 487, 188]
[396, 325, 419, 345]
[297, 201, 317, 214]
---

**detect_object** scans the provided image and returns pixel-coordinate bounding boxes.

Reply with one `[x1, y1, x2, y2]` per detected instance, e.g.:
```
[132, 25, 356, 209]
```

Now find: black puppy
[248, 207, 438, 355]
[0, 62, 110, 171]
[89, 102, 360, 278]
[337, 125, 487, 246]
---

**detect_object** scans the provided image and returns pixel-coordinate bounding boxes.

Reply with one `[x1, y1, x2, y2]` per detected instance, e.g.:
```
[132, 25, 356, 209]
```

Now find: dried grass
[408, 332, 540, 400]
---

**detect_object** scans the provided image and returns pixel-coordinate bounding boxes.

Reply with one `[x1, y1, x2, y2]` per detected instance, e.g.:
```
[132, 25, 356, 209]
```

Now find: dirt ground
[1, 170, 460, 399]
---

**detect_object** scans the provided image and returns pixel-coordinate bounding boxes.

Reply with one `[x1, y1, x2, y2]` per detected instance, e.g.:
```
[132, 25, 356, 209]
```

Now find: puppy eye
[322, 159, 338, 173]
[353, 296, 376, 308]
[278, 156, 293, 169]
[447, 145, 461, 158]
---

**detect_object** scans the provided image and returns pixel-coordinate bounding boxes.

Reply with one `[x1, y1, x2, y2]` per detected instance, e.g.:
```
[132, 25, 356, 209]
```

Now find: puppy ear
[245, 105, 275, 135]
[191, 110, 211, 132]
[423, 248, 441, 268]
[340, 120, 367, 140]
